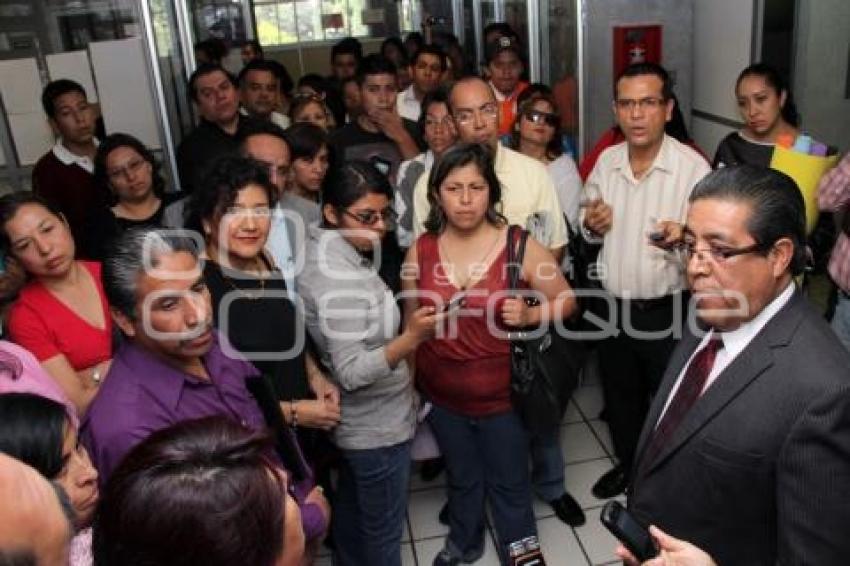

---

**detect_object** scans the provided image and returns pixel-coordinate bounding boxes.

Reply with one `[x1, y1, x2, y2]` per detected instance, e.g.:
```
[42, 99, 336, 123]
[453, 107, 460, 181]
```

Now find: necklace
[219, 258, 268, 300]
[438, 227, 503, 290]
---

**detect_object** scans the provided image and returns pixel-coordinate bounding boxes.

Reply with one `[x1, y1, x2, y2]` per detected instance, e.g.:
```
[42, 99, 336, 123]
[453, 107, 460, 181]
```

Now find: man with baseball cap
[485, 36, 528, 136]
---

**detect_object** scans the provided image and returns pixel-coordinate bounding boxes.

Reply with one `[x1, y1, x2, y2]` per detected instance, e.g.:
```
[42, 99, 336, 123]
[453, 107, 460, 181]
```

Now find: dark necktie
[640, 335, 723, 471]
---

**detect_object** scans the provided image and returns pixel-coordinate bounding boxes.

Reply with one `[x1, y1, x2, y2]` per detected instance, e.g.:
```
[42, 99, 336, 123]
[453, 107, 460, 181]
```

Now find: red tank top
[414, 229, 524, 416]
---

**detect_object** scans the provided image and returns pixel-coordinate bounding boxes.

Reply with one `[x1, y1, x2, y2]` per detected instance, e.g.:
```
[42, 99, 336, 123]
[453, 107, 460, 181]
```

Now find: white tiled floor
[319, 354, 623, 565]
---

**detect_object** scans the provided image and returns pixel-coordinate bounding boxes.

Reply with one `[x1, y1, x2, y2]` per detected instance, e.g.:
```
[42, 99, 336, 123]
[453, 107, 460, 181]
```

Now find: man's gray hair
[102, 228, 201, 320]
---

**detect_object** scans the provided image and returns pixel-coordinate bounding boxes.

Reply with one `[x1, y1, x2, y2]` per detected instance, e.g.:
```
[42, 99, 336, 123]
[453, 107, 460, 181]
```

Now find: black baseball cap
[485, 36, 523, 64]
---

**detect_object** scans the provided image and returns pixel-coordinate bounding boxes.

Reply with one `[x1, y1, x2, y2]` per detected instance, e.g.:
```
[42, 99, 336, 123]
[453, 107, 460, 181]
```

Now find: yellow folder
[770, 145, 839, 234]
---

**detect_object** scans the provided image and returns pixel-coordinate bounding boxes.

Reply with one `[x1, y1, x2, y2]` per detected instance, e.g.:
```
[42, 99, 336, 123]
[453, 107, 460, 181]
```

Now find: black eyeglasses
[342, 207, 398, 227]
[677, 242, 768, 264]
[523, 109, 559, 128]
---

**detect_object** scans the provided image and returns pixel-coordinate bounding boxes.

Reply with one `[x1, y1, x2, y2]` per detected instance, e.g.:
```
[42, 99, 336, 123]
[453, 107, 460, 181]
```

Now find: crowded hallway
[0, 1, 849, 565]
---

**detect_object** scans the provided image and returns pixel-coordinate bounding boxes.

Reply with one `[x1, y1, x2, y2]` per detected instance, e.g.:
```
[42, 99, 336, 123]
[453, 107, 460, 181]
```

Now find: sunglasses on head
[523, 109, 559, 127]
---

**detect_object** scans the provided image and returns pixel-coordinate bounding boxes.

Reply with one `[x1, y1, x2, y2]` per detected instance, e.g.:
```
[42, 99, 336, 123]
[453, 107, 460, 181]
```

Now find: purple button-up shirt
[82, 332, 326, 539]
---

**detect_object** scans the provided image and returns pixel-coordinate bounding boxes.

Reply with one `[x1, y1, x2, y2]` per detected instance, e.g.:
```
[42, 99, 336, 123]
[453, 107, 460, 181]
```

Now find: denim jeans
[428, 404, 536, 560]
[530, 426, 566, 502]
[332, 441, 412, 566]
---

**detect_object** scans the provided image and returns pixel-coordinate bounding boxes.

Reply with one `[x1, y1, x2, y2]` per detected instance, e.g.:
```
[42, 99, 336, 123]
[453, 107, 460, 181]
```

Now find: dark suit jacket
[628, 290, 850, 565]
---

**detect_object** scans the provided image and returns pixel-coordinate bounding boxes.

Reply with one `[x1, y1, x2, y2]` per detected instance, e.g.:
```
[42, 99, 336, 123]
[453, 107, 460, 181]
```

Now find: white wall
[794, 0, 850, 152]
[583, 0, 695, 152]
[691, 0, 754, 159]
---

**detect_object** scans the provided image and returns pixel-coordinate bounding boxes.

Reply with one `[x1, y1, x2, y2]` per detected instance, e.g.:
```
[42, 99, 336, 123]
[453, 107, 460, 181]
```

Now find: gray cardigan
[296, 225, 417, 450]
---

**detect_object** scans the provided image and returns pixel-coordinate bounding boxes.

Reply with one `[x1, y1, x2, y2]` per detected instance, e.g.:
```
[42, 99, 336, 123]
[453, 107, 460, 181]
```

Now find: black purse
[506, 226, 588, 434]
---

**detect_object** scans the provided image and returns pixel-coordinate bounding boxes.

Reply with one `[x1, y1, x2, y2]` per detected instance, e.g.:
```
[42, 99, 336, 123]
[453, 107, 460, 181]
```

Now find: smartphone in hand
[600, 501, 659, 562]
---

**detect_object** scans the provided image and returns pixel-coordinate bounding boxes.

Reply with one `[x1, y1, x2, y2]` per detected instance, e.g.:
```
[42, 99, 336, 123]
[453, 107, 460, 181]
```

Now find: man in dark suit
[620, 165, 850, 565]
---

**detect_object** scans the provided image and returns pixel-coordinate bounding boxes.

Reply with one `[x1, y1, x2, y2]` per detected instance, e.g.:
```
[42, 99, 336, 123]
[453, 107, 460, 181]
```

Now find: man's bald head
[447, 77, 500, 148]
[0, 454, 71, 566]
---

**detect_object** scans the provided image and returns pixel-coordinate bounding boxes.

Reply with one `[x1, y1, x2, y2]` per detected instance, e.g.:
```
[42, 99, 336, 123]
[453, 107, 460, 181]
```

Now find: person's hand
[305, 486, 331, 525]
[370, 108, 408, 141]
[648, 220, 684, 250]
[583, 199, 613, 236]
[501, 296, 532, 327]
[615, 525, 717, 566]
[404, 305, 442, 344]
[309, 372, 341, 408]
[289, 400, 341, 431]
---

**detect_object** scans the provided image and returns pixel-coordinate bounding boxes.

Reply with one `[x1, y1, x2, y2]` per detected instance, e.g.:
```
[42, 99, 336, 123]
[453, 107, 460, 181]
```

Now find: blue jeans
[428, 404, 536, 560]
[530, 426, 566, 502]
[332, 441, 411, 566]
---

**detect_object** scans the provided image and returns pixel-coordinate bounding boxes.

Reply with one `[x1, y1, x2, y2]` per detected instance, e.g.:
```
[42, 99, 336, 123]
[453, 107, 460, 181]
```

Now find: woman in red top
[402, 143, 577, 564]
[1, 193, 112, 416]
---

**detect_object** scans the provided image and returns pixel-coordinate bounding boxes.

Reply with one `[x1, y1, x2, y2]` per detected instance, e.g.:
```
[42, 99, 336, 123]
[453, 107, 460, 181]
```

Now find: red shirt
[8, 261, 112, 370]
[414, 230, 525, 416]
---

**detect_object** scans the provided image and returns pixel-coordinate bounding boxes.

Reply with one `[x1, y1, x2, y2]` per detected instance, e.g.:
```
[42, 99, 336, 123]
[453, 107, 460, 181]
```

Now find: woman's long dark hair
[424, 143, 506, 234]
[0, 393, 67, 479]
[93, 133, 166, 202]
[736, 62, 800, 128]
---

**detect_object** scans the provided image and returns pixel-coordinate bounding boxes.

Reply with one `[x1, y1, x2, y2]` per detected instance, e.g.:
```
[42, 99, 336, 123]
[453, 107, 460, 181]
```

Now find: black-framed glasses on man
[614, 97, 667, 111]
[342, 207, 398, 227]
[677, 241, 768, 263]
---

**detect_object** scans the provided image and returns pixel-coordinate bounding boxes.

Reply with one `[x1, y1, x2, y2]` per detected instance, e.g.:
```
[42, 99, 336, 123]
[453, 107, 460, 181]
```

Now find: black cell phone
[600, 501, 659, 562]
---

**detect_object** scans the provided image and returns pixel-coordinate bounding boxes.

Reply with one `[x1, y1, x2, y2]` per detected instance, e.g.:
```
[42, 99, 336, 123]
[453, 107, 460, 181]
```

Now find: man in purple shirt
[81, 227, 328, 543]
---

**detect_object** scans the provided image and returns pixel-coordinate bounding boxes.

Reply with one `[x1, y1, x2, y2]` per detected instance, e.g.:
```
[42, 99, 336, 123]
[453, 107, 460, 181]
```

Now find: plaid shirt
[817, 153, 850, 291]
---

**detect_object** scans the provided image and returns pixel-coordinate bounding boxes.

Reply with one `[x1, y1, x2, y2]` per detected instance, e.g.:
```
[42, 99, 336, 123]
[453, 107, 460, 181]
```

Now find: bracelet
[290, 401, 298, 429]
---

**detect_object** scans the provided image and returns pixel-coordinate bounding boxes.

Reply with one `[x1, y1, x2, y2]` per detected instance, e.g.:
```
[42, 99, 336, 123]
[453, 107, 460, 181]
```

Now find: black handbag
[506, 226, 588, 434]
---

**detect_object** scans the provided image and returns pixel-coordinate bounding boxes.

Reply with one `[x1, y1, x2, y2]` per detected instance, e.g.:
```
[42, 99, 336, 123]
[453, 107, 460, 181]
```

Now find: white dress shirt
[396, 85, 422, 122]
[580, 135, 711, 299]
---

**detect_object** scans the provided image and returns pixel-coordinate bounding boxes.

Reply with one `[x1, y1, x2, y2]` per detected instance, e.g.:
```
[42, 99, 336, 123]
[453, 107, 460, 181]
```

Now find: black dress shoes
[549, 492, 586, 526]
[591, 465, 628, 499]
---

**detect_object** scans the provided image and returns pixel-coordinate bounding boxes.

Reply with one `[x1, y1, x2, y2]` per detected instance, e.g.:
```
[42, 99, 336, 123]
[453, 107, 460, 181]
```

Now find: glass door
[0, 0, 180, 191]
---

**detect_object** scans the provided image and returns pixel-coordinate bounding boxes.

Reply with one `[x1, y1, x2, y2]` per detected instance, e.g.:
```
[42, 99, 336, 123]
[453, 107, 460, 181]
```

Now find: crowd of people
[1, 23, 850, 566]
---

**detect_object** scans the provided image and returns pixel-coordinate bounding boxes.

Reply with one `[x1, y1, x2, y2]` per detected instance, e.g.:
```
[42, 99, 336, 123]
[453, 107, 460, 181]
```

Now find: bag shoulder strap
[506, 225, 530, 291]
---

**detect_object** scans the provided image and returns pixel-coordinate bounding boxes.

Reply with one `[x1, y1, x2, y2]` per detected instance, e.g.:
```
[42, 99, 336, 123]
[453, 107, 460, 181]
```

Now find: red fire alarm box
[613, 24, 662, 79]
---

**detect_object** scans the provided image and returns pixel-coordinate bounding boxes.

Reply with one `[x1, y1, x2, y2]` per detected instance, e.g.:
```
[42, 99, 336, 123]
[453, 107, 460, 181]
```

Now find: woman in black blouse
[86, 133, 180, 260]
[189, 155, 339, 559]
[189, 156, 341, 434]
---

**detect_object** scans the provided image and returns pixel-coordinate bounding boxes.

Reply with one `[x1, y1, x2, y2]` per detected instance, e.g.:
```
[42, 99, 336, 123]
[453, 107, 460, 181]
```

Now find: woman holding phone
[403, 143, 577, 564]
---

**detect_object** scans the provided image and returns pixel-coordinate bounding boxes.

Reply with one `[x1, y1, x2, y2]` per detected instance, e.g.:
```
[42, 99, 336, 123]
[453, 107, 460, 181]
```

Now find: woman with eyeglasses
[85, 133, 180, 261]
[1, 192, 112, 417]
[404, 143, 577, 564]
[284, 122, 332, 204]
[297, 160, 439, 566]
[290, 93, 336, 132]
[189, 156, 335, 561]
[396, 85, 458, 249]
[513, 85, 582, 233]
